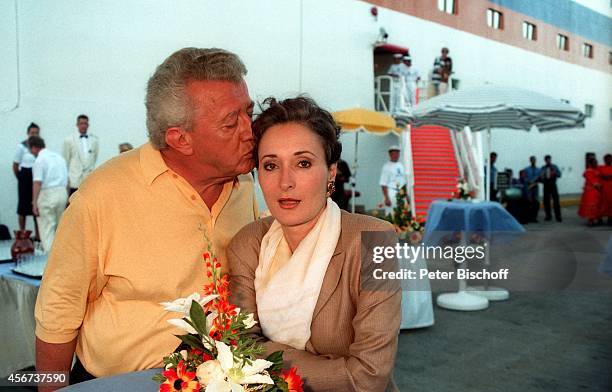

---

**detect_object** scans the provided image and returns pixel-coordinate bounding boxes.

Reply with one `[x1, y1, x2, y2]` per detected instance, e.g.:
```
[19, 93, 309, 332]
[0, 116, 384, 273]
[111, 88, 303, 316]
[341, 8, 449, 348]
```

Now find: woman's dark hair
[587, 157, 598, 168]
[252, 96, 342, 167]
[27, 122, 39, 133]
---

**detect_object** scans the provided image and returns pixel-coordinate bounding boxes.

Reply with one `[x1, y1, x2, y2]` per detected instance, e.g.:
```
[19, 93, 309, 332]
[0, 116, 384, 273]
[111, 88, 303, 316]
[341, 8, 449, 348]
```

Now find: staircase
[411, 125, 460, 217]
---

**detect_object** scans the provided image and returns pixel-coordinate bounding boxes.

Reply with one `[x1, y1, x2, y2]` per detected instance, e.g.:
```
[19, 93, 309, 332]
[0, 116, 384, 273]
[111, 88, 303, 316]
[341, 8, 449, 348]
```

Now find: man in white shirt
[402, 55, 421, 107]
[386, 53, 409, 113]
[380, 145, 407, 215]
[29, 136, 69, 253]
[13, 122, 41, 238]
[63, 114, 99, 196]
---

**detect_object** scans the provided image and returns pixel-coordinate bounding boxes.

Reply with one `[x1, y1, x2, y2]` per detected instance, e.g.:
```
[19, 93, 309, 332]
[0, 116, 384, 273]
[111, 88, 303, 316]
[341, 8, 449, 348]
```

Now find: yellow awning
[332, 108, 399, 134]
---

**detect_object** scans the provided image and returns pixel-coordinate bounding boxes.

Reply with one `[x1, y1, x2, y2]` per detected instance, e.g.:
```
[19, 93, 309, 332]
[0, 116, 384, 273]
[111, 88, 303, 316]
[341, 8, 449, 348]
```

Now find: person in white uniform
[63, 114, 99, 196]
[380, 145, 407, 215]
[386, 53, 409, 113]
[13, 122, 41, 239]
[402, 55, 421, 107]
[29, 136, 69, 253]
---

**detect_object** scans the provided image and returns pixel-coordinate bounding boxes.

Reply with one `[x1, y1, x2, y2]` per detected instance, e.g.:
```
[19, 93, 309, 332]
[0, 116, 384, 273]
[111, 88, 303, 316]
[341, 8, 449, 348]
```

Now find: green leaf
[176, 334, 205, 350]
[189, 301, 208, 335]
[152, 373, 167, 383]
[272, 376, 289, 392]
[265, 351, 284, 372]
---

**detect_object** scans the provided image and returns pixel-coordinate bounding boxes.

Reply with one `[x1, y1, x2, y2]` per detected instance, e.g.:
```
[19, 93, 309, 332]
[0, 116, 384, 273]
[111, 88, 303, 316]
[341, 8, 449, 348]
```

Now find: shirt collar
[139, 142, 244, 188]
[139, 143, 169, 185]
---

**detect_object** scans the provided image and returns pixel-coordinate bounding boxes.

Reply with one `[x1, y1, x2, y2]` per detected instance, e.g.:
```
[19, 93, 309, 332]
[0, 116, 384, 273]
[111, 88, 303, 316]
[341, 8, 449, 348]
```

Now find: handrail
[401, 126, 416, 215]
[374, 75, 392, 112]
[449, 131, 464, 180]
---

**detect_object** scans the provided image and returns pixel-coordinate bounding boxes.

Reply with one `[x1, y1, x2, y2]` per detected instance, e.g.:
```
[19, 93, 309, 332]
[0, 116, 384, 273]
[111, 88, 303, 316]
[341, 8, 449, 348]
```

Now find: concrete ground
[4, 206, 610, 392]
[394, 206, 612, 392]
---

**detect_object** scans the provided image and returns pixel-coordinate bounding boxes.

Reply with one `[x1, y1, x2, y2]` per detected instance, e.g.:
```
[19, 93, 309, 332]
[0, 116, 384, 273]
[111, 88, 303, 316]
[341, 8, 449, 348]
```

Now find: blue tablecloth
[61, 369, 161, 391]
[0, 262, 41, 377]
[423, 200, 525, 245]
[0, 262, 42, 287]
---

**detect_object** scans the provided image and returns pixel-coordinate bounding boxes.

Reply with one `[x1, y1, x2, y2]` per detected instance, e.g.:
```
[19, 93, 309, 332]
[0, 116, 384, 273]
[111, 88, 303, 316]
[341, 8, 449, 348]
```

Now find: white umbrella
[410, 85, 585, 200]
[409, 85, 585, 309]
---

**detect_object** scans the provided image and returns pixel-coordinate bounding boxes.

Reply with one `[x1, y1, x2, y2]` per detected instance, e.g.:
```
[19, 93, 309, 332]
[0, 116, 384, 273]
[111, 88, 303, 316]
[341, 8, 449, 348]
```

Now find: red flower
[202, 352, 213, 361]
[160, 360, 200, 392]
[281, 367, 304, 392]
[203, 283, 215, 296]
[215, 299, 236, 317]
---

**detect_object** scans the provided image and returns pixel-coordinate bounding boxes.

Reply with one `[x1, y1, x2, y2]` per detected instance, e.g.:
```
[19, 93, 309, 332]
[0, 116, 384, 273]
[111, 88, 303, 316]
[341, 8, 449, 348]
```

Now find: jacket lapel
[74, 134, 86, 164]
[311, 230, 345, 320]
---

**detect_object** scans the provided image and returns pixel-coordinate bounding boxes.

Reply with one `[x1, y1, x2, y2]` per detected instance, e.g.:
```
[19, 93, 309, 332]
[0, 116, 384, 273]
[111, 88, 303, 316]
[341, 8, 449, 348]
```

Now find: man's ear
[165, 127, 193, 155]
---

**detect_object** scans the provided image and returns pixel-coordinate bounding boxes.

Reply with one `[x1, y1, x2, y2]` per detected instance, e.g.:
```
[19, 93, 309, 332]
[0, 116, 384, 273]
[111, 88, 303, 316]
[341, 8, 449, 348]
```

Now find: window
[585, 104, 594, 118]
[522, 22, 537, 40]
[583, 43, 593, 58]
[487, 9, 503, 29]
[438, 0, 456, 14]
[557, 34, 569, 51]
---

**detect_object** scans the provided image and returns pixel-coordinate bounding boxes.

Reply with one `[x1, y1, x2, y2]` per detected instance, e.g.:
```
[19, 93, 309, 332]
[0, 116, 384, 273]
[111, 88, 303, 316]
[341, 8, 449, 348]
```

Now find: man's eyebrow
[221, 110, 239, 122]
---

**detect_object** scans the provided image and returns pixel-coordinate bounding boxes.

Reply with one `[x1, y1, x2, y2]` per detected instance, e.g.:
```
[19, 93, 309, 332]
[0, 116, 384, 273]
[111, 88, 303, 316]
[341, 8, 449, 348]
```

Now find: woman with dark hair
[228, 97, 400, 391]
[578, 157, 602, 226]
[12, 122, 41, 239]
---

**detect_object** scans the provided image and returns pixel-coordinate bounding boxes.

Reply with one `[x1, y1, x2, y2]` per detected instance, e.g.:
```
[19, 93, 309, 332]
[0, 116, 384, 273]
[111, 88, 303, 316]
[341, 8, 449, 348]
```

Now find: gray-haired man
[35, 48, 258, 386]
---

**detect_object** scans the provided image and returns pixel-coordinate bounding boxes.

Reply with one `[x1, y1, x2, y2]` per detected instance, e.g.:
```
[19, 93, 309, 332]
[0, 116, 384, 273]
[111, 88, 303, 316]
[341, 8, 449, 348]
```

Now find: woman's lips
[278, 198, 300, 209]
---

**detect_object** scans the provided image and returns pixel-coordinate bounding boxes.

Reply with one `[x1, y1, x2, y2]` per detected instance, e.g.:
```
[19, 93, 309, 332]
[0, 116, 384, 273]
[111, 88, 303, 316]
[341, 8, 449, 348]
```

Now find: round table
[60, 369, 162, 391]
[423, 200, 525, 311]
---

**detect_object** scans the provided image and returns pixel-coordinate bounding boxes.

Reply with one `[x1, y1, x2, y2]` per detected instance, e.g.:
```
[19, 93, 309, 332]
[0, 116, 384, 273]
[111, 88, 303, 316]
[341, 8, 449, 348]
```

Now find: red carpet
[411, 125, 459, 217]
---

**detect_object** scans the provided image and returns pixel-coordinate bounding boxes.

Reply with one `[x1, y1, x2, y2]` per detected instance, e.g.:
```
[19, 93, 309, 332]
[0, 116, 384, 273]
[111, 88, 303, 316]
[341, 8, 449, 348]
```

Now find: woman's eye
[263, 162, 277, 171]
[298, 160, 311, 168]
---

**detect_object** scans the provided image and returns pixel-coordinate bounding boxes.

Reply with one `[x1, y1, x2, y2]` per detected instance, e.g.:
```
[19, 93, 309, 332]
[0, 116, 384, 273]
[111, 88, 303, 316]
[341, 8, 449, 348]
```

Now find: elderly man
[35, 48, 258, 386]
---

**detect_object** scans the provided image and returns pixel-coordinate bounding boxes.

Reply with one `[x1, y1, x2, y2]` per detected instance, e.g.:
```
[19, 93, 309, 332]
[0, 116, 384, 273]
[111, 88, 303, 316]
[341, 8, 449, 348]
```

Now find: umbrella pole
[351, 133, 359, 213]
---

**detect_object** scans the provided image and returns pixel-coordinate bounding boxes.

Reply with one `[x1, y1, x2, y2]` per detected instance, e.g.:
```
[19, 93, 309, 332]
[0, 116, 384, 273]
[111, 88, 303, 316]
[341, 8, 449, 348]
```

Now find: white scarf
[254, 198, 342, 349]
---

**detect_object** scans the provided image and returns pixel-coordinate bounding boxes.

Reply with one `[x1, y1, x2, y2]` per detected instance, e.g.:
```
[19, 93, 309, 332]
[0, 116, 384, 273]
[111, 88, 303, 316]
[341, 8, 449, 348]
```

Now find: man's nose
[239, 113, 254, 141]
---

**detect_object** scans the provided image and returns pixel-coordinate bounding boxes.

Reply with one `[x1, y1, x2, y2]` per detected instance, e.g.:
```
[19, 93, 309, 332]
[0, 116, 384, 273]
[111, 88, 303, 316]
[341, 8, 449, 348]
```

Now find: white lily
[243, 313, 257, 329]
[203, 341, 274, 392]
[161, 293, 218, 317]
[201, 311, 219, 350]
[167, 318, 198, 334]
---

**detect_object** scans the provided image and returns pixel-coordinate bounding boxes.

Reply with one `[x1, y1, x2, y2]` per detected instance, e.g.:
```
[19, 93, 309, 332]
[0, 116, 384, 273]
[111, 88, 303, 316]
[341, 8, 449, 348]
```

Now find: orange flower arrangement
[160, 360, 200, 392]
[155, 242, 303, 392]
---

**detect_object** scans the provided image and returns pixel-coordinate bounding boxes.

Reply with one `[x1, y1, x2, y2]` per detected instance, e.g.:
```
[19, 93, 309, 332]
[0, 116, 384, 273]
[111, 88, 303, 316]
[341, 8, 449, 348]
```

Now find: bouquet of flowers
[452, 178, 475, 200]
[376, 185, 426, 244]
[154, 242, 303, 392]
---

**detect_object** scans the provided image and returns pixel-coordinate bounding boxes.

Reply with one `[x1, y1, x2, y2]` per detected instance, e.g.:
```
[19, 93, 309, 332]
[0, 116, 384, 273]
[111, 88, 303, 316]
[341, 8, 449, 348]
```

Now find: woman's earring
[326, 180, 336, 197]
